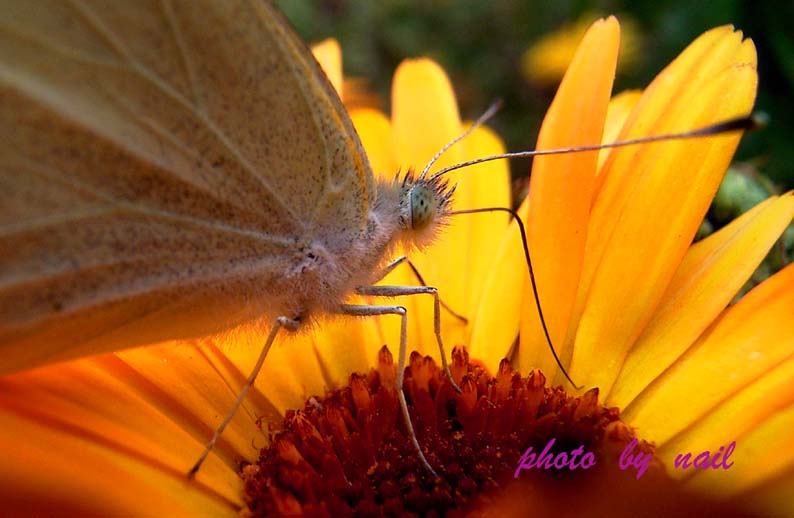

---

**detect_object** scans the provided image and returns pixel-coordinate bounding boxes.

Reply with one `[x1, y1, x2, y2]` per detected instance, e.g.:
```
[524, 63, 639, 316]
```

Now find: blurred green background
[277, 0, 793, 284]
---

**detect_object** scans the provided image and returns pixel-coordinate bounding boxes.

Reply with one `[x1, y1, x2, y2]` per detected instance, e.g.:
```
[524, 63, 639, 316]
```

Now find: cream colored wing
[0, 0, 375, 374]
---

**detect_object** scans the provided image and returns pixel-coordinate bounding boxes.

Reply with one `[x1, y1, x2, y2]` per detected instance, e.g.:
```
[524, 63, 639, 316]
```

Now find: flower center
[241, 346, 663, 516]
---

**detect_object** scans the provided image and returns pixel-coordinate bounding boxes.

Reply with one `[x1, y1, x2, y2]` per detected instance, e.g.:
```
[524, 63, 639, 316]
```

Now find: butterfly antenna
[430, 112, 764, 181]
[440, 111, 766, 388]
[449, 206, 580, 389]
[419, 99, 504, 180]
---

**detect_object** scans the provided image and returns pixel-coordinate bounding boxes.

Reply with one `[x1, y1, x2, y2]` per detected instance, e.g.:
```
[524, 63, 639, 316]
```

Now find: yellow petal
[112, 344, 267, 470]
[518, 17, 620, 379]
[597, 90, 643, 173]
[391, 59, 463, 184]
[311, 38, 343, 98]
[522, 14, 643, 86]
[350, 107, 396, 179]
[212, 326, 332, 416]
[469, 198, 527, 369]
[608, 193, 794, 407]
[655, 353, 794, 490]
[569, 27, 758, 394]
[305, 310, 384, 390]
[459, 124, 511, 320]
[624, 263, 794, 446]
[210, 313, 381, 420]
[0, 361, 241, 515]
[404, 122, 512, 371]
[387, 59, 465, 359]
[685, 399, 794, 518]
[729, 448, 794, 517]
[522, 19, 591, 85]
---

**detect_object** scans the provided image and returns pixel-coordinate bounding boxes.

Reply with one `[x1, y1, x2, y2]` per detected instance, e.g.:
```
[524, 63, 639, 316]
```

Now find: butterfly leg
[340, 303, 440, 478]
[188, 315, 300, 478]
[371, 256, 467, 323]
[356, 285, 463, 397]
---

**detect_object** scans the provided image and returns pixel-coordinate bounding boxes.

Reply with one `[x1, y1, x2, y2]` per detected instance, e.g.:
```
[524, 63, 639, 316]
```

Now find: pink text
[618, 438, 652, 479]
[674, 441, 735, 470]
[514, 438, 596, 478]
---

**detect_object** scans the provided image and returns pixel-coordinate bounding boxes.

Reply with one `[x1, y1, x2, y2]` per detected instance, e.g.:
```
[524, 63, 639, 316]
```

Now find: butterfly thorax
[271, 170, 454, 323]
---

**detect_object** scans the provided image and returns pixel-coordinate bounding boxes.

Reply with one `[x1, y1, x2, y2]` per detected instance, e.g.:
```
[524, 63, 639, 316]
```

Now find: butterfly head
[397, 168, 456, 249]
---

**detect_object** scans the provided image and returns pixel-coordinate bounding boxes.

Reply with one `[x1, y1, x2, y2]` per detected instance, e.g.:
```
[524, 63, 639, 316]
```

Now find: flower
[1, 18, 792, 518]
[480, 17, 794, 516]
[521, 13, 641, 86]
[311, 38, 381, 111]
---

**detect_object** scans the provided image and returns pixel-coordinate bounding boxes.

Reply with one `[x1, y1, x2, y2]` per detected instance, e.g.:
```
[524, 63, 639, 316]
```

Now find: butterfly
[0, 0, 472, 476]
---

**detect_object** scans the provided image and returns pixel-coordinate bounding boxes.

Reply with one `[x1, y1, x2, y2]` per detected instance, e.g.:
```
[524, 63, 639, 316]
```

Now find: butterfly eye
[409, 184, 439, 230]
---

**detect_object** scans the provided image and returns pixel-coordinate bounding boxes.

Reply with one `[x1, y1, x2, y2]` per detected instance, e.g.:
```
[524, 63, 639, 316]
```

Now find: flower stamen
[242, 346, 671, 516]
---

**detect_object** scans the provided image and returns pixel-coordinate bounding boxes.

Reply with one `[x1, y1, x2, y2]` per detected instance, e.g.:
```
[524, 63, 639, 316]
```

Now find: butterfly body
[0, 0, 453, 374]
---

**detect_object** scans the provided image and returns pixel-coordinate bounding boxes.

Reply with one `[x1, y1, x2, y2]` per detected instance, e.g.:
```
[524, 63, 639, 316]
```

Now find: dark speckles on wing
[0, 0, 377, 371]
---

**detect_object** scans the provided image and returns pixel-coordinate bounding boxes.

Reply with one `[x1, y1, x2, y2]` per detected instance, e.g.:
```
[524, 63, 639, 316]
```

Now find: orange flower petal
[568, 27, 758, 394]
[0, 360, 241, 514]
[458, 124, 511, 319]
[350, 107, 397, 180]
[388, 59, 517, 364]
[730, 454, 794, 517]
[352, 63, 510, 372]
[623, 263, 794, 446]
[609, 194, 794, 407]
[0, 411, 237, 516]
[386, 59, 466, 358]
[386, 121, 513, 371]
[597, 90, 642, 173]
[112, 344, 267, 469]
[685, 400, 794, 518]
[392, 59, 463, 171]
[213, 327, 338, 416]
[469, 198, 528, 369]
[518, 17, 620, 379]
[304, 310, 384, 389]
[656, 353, 794, 489]
[311, 38, 343, 97]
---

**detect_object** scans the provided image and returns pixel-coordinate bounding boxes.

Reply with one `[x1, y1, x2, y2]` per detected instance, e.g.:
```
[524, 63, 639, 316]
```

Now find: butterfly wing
[0, 0, 375, 373]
